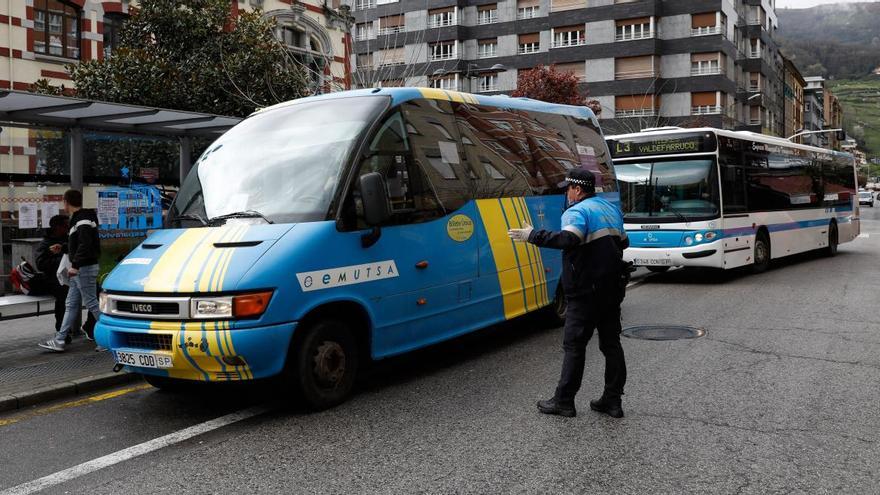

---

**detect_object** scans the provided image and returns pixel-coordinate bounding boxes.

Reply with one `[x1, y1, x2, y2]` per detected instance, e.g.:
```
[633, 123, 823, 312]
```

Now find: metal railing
[692, 106, 722, 115]
[615, 70, 658, 80]
[748, 49, 761, 59]
[691, 26, 722, 37]
[551, 38, 586, 49]
[615, 108, 657, 118]
[378, 26, 404, 35]
[427, 17, 456, 28]
[615, 30, 654, 42]
[477, 48, 497, 59]
[517, 8, 539, 19]
[691, 67, 723, 76]
[518, 44, 540, 54]
[477, 13, 498, 25]
[477, 83, 498, 93]
[430, 52, 457, 61]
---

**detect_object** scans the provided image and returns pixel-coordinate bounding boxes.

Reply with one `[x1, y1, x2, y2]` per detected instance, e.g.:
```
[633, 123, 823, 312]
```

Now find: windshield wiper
[208, 210, 274, 225]
[170, 213, 208, 226]
[663, 205, 690, 224]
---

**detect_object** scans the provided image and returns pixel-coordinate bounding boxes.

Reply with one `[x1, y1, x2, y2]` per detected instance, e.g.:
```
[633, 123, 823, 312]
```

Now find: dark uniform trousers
[555, 277, 626, 405]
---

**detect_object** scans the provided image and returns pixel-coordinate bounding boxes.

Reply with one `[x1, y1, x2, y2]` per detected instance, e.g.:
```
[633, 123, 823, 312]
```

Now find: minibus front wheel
[287, 319, 359, 410]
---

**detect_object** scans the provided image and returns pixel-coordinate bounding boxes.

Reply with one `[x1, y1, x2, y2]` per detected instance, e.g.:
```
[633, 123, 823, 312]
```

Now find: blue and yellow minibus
[95, 88, 617, 408]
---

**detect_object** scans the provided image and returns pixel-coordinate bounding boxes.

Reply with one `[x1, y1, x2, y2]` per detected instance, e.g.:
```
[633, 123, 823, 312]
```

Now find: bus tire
[144, 374, 188, 392]
[540, 285, 567, 327]
[646, 266, 671, 273]
[752, 231, 771, 274]
[289, 319, 359, 411]
[825, 222, 838, 257]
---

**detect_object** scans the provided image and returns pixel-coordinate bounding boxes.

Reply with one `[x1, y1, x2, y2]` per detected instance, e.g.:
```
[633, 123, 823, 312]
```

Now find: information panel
[608, 132, 718, 159]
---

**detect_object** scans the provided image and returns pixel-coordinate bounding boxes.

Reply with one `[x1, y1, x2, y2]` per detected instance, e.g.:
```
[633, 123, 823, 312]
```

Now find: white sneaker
[38, 340, 66, 352]
[95, 345, 108, 352]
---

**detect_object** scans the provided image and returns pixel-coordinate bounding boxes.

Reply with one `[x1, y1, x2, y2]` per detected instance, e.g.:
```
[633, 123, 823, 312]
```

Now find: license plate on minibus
[115, 351, 172, 369]
[634, 258, 672, 266]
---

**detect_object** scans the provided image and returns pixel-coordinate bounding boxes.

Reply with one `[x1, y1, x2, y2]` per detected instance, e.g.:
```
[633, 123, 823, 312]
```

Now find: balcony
[430, 53, 457, 61]
[615, 31, 654, 42]
[691, 67, 723, 76]
[355, 33, 373, 41]
[551, 38, 587, 49]
[615, 108, 658, 118]
[615, 70, 659, 80]
[376, 60, 405, 67]
[517, 8, 539, 20]
[518, 44, 540, 54]
[747, 16, 763, 26]
[477, 48, 497, 59]
[692, 106, 722, 115]
[691, 26, 722, 37]
[427, 18, 456, 29]
[477, 83, 498, 93]
[377, 26, 403, 36]
[477, 13, 498, 25]
[749, 118, 762, 125]
[747, 84, 761, 92]
[748, 49, 761, 59]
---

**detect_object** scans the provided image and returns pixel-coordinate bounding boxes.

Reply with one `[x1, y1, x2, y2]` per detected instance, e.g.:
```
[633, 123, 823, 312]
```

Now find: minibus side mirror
[359, 172, 390, 248]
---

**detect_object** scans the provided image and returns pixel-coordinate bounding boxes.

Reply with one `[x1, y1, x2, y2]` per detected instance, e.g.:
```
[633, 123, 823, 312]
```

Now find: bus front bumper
[625, 240, 725, 268]
[95, 317, 297, 382]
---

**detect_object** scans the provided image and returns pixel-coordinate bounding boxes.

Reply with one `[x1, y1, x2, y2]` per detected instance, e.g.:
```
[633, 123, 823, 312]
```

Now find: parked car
[859, 191, 875, 207]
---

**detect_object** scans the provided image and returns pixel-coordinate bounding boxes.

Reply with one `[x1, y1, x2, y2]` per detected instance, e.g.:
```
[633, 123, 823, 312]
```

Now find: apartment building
[804, 76, 843, 150]
[781, 56, 804, 143]
[349, 0, 785, 135]
[0, 1, 352, 94]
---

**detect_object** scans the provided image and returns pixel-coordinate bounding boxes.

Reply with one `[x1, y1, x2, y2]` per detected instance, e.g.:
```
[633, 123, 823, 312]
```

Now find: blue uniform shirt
[561, 196, 627, 246]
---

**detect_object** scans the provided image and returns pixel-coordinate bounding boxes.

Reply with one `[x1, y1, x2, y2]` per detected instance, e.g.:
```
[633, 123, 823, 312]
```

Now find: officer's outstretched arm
[527, 229, 581, 250]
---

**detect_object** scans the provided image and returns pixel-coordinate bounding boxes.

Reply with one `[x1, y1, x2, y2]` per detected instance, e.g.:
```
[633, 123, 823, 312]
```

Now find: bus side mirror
[360, 172, 390, 226]
[359, 172, 390, 248]
[836, 130, 846, 141]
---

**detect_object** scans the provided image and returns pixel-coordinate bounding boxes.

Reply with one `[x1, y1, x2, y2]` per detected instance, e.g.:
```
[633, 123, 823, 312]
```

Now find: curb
[0, 372, 143, 413]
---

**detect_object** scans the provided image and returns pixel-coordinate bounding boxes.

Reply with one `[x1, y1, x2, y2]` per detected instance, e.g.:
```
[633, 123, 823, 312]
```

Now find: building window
[354, 0, 376, 9]
[691, 53, 723, 76]
[378, 15, 404, 35]
[430, 74, 459, 91]
[477, 4, 498, 25]
[428, 7, 456, 28]
[430, 41, 457, 61]
[749, 72, 762, 92]
[615, 17, 652, 42]
[379, 79, 404, 87]
[34, 0, 81, 59]
[551, 25, 586, 48]
[376, 47, 405, 66]
[357, 53, 374, 69]
[477, 38, 497, 59]
[517, 0, 539, 19]
[551, 0, 584, 13]
[691, 12, 723, 37]
[477, 74, 498, 93]
[557, 62, 586, 81]
[518, 33, 540, 54]
[615, 95, 659, 118]
[355, 22, 374, 41]
[691, 91, 722, 115]
[615, 55, 658, 80]
[103, 13, 126, 58]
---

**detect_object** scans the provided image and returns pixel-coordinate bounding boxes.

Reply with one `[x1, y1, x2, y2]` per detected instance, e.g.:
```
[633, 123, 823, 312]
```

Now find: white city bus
[606, 128, 859, 272]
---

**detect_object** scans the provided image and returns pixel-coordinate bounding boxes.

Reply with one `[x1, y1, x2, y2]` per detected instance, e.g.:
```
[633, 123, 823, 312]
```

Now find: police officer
[509, 169, 629, 418]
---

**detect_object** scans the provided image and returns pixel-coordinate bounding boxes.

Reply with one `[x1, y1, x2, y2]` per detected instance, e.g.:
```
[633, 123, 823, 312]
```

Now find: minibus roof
[254, 87, 599, 123]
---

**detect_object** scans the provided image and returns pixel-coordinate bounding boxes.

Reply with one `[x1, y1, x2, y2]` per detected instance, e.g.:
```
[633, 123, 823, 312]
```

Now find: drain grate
[622, 325, 705, 341]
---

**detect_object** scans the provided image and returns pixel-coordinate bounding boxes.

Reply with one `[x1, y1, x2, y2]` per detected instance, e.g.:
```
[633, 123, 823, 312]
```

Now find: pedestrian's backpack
[10, 259, 49, 295]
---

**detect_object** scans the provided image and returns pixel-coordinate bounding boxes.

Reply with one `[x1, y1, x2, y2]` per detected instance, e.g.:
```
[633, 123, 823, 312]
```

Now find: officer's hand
[508, 225, 533, 242]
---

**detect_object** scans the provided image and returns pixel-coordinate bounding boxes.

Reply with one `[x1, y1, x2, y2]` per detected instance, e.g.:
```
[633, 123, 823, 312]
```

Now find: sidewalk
[0, 313, 139, 412]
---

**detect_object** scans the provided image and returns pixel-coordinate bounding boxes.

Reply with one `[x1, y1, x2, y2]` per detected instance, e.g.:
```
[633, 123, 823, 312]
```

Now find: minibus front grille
[122, 333, 173, 351]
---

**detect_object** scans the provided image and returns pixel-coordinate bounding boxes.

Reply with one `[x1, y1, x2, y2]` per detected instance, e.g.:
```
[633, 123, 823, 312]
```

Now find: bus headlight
[191, 291, 273, 319]
[684, 236, 694, 246]
[695, 233, 704, 242]
[704, 231, 716, 241]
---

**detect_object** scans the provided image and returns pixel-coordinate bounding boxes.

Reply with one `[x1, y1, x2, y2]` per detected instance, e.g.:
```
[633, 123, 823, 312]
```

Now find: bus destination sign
[608, 132, 717, 159]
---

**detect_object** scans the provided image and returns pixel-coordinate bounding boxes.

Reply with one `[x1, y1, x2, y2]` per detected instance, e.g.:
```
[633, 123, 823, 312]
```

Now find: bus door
[344, 101, 479, 357]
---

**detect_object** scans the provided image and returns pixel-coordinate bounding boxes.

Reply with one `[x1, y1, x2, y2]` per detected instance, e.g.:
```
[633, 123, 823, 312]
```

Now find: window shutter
[551, 0, 583, 12]
[517, 0, 540, 8]
[616, 56, 654, 79]
[553, 24, 583, 33]
[691, 92, 717, 106]
[556, 62, 585, 79]
[616, 17, 650, 27]
[478, 38, 498, 45]
[519, 33, 539, 44]
[379, 15, 404, 28]
[691, 52, 720, 63]
[691, 13, 717, 28]
[477, 3, 496, 11]
[616, 95, 656, 110]
[429, 6, 454, 14]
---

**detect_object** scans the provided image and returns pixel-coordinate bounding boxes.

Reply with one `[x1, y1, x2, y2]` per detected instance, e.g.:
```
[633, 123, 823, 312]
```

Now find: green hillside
[830, 79, 880, 160]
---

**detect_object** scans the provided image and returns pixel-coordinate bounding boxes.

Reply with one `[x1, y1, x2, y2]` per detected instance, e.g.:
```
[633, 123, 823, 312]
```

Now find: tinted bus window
[747, 149, 821, 211]
[515, 110, 577, 195]
[402, 99, 472, 213]
[822, 155, 856, 208]
[568, 116, 616, 192]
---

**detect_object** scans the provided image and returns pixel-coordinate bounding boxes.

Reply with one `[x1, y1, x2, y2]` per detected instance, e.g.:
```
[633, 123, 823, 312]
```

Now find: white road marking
[0, 405, 270, 495]
[858, 233, 870, 238]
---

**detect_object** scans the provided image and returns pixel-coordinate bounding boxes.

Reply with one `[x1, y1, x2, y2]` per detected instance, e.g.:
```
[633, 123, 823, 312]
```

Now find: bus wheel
[825, 222, 838, 257]
[541, 285, 567, 327]
[289, 319, 359, 410]
[647, 266, 671, 273]
[752, 231, 771, 273]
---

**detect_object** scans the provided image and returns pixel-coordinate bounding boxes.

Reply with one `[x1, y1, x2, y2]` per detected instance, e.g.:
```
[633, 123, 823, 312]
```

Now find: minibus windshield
[169, 96, 388, 226]
[615, 158, 720, 222]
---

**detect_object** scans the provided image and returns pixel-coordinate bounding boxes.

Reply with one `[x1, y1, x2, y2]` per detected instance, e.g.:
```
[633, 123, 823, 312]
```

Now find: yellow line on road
[0, 384, 151, 428]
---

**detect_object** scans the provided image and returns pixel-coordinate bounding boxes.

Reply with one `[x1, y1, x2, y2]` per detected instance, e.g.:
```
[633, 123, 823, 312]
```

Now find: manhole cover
[622, 325, 705, 341]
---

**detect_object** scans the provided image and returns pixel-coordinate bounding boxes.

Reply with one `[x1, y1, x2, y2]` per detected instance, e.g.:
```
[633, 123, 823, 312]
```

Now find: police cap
[562, 168, 595, 192]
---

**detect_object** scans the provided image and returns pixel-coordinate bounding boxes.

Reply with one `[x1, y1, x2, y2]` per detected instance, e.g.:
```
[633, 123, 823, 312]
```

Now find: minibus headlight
[684, 236, 694, 246]
[190, 291, 273, 319]
[704, 231, 716, 241]
[695, 233, 704, 242]
[99, 292, 110, 313]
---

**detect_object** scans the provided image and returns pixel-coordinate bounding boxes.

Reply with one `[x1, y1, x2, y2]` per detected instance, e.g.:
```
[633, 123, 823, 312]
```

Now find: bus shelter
[0, 90, 242, 293]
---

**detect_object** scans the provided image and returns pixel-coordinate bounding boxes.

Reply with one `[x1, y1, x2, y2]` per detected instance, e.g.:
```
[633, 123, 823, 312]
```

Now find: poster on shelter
[18, 204, 38, 229]
[95, 185, 164, 284]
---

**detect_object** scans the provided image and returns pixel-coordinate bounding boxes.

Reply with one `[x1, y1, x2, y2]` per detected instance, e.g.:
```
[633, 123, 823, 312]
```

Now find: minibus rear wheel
[289, 319, 359, 410]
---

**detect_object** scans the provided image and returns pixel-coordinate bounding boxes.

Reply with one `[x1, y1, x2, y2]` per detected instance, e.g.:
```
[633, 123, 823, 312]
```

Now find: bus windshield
[169, 96, 388, 226]
[615, 158, 720, 222]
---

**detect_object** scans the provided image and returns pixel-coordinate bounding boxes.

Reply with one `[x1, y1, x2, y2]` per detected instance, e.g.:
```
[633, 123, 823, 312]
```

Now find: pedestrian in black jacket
[39, 190, 104, 353]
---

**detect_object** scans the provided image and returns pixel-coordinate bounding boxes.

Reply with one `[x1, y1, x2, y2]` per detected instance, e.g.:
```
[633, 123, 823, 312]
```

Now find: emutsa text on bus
[94, 88, 618, 409]
[606, 127, 859, 273]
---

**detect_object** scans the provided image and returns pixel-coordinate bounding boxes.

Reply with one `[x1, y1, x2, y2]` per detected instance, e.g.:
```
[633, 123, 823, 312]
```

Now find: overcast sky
[777, 0, 879, 8]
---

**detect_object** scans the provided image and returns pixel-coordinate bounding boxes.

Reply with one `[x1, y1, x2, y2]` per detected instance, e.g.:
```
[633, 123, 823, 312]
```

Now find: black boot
[590, 395, 624, 418]
[537, 398, 576, 417]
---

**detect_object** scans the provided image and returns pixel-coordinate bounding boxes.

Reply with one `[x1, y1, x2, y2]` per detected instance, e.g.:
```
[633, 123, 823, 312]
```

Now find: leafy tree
[68, 0, 310, 117]
[512, 65, 601, 116]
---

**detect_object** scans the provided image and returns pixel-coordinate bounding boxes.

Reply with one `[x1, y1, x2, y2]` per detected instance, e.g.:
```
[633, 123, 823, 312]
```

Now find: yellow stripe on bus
[476, 199, 527, 320]
[511, 197, 546, 308]
[517, 197, 549, 307]
[143, 229, 205, 292]
[501, 198, 537, 313]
